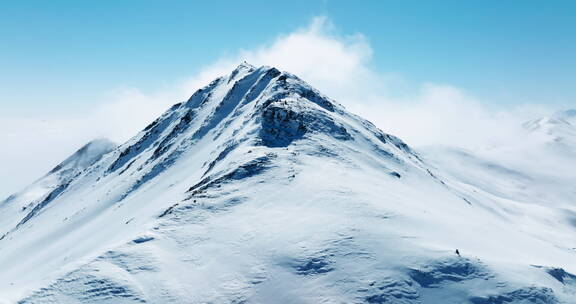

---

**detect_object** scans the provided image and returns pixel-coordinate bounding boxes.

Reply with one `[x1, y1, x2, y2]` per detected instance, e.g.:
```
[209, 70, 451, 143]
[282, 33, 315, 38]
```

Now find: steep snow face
[0, 138, 116, 239]
[1, 64, 575, 304]
[52, 138, 118, 177]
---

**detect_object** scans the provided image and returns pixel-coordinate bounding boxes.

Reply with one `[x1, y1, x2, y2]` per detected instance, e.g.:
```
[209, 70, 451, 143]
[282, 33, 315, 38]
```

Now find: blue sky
[1, 1, 575, 198]
[1, 0, 575, 115]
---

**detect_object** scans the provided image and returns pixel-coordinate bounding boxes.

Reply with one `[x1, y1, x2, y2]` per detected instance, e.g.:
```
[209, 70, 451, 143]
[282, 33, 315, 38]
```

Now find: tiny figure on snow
[455, 249, 461, 257]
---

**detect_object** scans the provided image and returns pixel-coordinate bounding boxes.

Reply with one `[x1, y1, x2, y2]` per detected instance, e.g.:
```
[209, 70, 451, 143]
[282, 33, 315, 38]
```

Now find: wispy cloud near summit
[0, 16, 557, 198]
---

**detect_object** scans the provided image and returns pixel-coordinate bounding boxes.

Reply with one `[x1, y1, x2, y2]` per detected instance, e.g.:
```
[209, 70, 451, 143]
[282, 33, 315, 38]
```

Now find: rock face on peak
[1, 65, 575, 303]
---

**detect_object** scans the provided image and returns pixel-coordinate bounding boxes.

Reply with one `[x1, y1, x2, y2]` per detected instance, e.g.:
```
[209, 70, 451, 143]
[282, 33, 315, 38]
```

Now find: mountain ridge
[1, 64, 575, 304]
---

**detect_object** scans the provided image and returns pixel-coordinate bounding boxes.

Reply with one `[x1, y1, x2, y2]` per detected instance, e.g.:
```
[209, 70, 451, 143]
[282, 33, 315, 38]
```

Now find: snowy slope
[1, 64, 575, 304]
[523, 111, 576, 150]
[427, 109, 576, 205]
[419, 111, 576, 303]
[0, 138, 116, 240]
[423, 108, 576, 209]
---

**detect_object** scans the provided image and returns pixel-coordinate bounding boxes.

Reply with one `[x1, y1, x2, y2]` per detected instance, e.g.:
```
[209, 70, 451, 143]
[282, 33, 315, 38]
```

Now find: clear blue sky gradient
[1, 1, 575, 114]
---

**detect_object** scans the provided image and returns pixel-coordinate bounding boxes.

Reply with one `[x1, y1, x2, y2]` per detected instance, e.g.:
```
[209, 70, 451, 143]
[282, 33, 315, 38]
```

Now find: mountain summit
[523, 110, 576, 150]
[1, 65, 575, 303]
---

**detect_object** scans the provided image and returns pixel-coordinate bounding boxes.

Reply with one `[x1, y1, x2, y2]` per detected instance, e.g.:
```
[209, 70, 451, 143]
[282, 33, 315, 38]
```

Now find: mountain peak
[523, 114, 576, 148]
[2, 65, 576, 303]
[1, 63, 421, 235]
[49, 138, 116, 175]
[236, 60, 255, 70]
[228, 61, 258, 81]
[0, 137, 117, 238]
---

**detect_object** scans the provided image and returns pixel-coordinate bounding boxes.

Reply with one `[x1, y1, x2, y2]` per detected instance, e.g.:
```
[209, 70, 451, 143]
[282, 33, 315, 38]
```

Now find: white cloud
[180, 17, 395, 109]
[0, 16, 556, 198]
[174, 17, 550, 150]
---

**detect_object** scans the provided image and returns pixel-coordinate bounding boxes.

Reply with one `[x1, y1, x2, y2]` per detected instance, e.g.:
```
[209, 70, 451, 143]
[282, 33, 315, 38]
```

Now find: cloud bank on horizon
[0, 16, 562, 198]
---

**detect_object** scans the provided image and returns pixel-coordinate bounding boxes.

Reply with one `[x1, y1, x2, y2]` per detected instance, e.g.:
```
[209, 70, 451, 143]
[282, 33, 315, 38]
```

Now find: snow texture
[1, 64, 575, 303]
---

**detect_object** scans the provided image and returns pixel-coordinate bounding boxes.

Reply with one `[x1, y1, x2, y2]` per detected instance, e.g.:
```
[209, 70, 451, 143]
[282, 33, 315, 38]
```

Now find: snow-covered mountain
[0, 138, 116, 240]
[1, 64, 575, 304]
[423, 109, 576, 213]
[523, 110, 576, 149]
